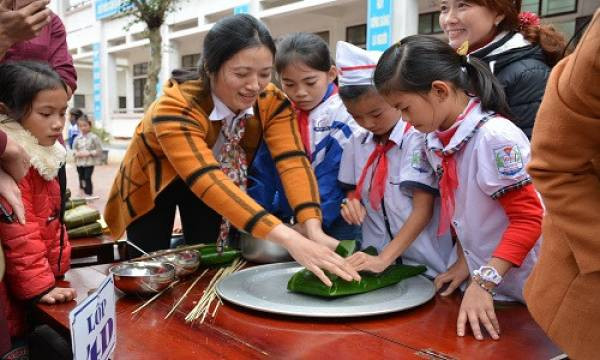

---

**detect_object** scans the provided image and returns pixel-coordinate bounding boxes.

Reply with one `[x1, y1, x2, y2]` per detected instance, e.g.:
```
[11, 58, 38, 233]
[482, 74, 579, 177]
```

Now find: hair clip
[456, 41, 469, 56]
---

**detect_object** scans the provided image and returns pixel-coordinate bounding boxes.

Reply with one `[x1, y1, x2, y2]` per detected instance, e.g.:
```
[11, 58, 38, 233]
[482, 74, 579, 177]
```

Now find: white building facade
[52, 0, 599, 138]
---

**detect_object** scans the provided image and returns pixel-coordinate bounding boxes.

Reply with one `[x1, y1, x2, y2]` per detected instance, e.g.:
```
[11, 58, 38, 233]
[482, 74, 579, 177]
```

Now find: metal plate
[216, 262, 435, 318]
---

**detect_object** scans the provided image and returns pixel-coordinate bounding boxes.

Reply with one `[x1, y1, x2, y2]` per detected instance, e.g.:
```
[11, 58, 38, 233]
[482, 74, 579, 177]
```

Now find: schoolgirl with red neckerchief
[336, 41, 452, 277]
[248, 33, 363, 246]
[374, 36, 543, 341]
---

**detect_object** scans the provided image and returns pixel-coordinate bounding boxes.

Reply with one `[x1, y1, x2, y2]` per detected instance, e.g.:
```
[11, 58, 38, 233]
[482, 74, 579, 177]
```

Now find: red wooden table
[69, 235, 126, 267]
[35, 265, 561, 359]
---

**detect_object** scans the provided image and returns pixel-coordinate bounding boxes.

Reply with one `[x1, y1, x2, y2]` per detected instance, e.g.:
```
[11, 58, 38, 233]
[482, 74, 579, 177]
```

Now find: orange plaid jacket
[104, 78, 321, 240]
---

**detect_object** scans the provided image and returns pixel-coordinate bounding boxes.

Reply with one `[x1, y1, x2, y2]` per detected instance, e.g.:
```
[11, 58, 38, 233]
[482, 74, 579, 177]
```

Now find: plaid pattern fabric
[104, 80, 322, 241]
[217, 116, 248, 251]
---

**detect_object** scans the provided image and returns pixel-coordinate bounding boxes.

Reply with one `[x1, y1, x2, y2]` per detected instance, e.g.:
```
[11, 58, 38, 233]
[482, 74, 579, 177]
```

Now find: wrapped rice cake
[287, 240, 426, 297]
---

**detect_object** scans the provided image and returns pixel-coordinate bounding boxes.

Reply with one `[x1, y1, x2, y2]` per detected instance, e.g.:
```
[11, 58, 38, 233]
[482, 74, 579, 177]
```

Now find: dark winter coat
[472, 32, 551, 139]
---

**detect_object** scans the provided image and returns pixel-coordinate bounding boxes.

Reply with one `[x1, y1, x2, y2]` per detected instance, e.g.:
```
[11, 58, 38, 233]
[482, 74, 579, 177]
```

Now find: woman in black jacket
[439, 0, 566, 138]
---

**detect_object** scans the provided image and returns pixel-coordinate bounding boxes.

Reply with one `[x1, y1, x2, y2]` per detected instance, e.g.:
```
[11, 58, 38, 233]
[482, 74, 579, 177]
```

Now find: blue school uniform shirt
[248, 88, 363, 227]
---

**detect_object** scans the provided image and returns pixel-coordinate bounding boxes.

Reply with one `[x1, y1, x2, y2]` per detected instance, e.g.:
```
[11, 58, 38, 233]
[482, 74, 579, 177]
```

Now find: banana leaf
[335, 240, 356, 257]
[64, 205, 100, 229]
[65, 199, 87, 210]
[67, 221, 103, 238]
[198, 245, 241, 266]
[287, 240, 427, 297]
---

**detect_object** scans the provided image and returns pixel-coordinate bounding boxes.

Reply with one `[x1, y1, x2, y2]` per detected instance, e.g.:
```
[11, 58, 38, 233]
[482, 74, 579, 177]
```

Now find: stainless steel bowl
[148, 250, 200, 277]
[109, 261, 176, 296]
[239, 232, 291, 263]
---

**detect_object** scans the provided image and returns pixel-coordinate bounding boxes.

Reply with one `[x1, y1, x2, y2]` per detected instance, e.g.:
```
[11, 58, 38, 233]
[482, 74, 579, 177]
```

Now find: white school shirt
[209, 93, 254, 157]
[339, 119, 453, 277]
[424, 100, 541, 302]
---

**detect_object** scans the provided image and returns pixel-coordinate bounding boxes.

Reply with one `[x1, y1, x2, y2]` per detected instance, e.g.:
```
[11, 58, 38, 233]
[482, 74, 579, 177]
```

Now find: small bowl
[148, 250, 200, 277]
[239, 232, 291, 264]
[109, 261, 176, 296]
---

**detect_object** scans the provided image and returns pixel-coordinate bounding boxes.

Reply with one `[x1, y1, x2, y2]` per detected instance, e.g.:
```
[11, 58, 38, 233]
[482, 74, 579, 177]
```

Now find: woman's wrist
[303, 218, 323, 239]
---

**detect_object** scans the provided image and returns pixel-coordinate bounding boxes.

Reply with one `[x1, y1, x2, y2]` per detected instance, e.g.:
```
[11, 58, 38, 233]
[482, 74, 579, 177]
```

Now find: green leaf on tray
[288, 240, 427, 297]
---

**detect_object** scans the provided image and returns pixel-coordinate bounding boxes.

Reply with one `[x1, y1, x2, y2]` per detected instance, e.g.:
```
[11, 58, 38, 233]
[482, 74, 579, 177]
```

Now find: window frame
[418, 11, 443, 35]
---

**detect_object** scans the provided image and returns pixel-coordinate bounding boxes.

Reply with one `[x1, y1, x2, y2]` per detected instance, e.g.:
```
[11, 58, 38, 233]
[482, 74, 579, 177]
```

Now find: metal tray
[216, 262, 435, 318]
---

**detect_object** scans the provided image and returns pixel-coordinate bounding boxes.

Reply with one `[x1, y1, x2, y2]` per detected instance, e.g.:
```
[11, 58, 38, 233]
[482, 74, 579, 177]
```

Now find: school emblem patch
[411, 149, 430, 173]
[494, 144, 524, 177]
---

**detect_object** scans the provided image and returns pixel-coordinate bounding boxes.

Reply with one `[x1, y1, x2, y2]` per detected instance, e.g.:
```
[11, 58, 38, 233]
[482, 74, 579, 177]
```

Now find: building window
[118, 96, 127, 109]
[314, 31, 330, 46]
[521, 0, 577, 17]
[181, 53, 202, 69]
[346, 24, 367, 49]
[418, 12, 443, 35]
[133, 62, 148, 109]
[73, 94, 85, 109]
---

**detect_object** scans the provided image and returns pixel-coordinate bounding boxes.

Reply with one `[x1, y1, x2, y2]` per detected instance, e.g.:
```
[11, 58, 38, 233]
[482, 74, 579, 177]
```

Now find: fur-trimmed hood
[0, 114, 66, 181]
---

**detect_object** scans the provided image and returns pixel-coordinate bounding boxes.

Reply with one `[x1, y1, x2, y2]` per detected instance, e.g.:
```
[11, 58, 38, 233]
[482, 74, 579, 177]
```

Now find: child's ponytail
[463, 56, 510, 116]
[374, 35, 509, 116]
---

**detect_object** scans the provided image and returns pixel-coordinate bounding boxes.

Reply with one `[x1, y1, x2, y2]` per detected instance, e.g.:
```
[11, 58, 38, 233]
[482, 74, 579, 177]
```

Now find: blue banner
[367, 0, 392, 51]
[95, 0, 133, 20]
[234, 4, 249, 14]
[92, 43, 102, 123]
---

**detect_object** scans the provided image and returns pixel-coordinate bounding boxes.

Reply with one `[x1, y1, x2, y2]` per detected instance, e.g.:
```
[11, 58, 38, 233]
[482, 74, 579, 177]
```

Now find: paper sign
[69, 274, 117, 360]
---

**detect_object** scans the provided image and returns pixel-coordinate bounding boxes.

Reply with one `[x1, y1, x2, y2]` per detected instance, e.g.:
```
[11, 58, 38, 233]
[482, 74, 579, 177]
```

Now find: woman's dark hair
[464, 0, 567, 66]
[0, 61, 68, 121]
[338, 85, 376, 102]
[173, 14, 276, 87]
[374, 35, 510, 116]
[275, 32, 333, 74]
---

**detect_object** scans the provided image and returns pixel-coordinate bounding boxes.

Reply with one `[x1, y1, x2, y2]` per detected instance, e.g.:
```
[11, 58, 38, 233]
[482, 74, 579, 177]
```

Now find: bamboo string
[131, 280, 180, 315]
[164, 269, 208, 319]
[185, 258, 246, 324]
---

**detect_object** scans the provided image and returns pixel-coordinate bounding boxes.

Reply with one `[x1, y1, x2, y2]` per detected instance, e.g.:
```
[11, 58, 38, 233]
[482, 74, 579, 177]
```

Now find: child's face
[382, 91, 443, 133]
[280, 61, 336, 112]
[343, 90, 401, 136]
[77, 119, 91, 134]
[21, 88, 68, 146]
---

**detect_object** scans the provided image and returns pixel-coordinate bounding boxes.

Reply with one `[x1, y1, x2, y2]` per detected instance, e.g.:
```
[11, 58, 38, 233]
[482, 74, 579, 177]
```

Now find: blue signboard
[234, 4, 249, 14]
[95, 0, 133, 20]
[367, 0, 392, 51]
[92, 43, 102, 123]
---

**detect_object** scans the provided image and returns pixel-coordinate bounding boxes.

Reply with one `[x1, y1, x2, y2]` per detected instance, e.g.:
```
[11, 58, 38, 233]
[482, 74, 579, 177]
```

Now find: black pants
[125, 179, 222, 257]
[76, 166, 94, 195]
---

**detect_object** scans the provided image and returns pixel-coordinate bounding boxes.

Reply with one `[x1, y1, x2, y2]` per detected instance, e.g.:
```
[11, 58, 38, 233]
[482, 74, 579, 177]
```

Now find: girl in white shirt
[373, 35, 543, 341]
[336, 41, 451, 278]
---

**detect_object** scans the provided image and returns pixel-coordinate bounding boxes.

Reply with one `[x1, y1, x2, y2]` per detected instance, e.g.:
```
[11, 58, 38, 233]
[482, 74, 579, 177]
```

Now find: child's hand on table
[457, 282, 500, 341]
[39, 287, 77, 304]
[434, 249, 469, 296]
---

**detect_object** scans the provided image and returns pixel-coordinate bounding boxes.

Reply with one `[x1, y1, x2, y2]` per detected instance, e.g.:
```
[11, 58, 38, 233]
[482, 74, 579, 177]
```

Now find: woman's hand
[0, 168, 25, 224]
[1, 136, 30, 182]
[340, 198, 366, 225]
[39, 287, 77, 304]
[267, 223, 360, 287]
[434, 252, 469, 296]
[76, 150, 90, 157]
[303, 218, 339, 250]
[457, 282, 500, 340]
[346, 252, 391, 273]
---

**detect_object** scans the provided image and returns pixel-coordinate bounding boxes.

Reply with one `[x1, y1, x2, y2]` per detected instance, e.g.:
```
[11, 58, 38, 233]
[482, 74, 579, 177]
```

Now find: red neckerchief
[352, 122, 411, 211]
[435, 100, 479, 236]
[294, 83, 338, 161]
